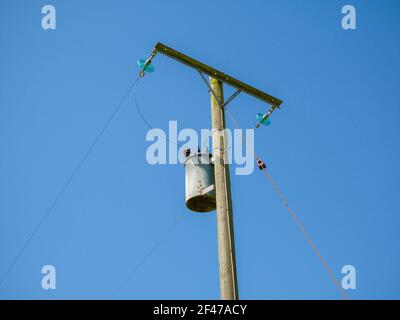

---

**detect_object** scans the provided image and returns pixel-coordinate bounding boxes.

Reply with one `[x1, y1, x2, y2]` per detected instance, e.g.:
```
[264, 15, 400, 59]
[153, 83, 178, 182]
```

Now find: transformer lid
[183, 152, 213, 166]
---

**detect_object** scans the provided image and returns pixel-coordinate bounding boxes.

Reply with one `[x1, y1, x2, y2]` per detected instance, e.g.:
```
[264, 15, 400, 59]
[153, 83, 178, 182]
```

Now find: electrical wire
[0, 76, 141, 288]
[261, 168, 348, 299]
[134, 74, 348, 299]
[134, 82, 153, 130]
[94, 82, 189, 295]
[114, 212, 186, 295]
[0, 62, 348, 299]
[134, 81, 185, 149]
[224, 107, 348, 300]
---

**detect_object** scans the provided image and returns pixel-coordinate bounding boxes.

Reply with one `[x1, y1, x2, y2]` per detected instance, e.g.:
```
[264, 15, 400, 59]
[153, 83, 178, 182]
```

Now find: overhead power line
[114, 212, 186, 294]
[224, 107, 348, 300]
[0, 76, 141, 288]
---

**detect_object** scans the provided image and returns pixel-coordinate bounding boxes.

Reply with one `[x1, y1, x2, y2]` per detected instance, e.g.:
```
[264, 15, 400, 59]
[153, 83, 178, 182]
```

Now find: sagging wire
[136, 52, 348, 299]
[133, 79, 186, 150]
[112, 59, 191, 294]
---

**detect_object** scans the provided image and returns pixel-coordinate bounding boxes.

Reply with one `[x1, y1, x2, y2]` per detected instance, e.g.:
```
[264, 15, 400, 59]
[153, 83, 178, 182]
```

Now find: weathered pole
[209, 77, 239, 300]
[146, 42, 281, 300]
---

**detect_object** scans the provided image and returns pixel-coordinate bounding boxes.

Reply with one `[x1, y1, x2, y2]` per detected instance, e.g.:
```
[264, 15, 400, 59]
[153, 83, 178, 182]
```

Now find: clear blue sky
[1, 0, 399, 299]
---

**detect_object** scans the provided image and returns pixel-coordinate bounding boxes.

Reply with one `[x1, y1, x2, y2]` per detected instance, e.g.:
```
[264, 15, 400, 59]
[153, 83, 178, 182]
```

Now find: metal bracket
[223, 89, 241, 108]
[155, 42, 282, 107]
[198, 70, 224, 108]
[197, 70, 242, 110]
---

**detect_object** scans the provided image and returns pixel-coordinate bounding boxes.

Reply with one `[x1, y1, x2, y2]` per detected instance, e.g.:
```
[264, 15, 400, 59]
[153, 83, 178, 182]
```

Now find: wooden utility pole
[141, 42, 282, 300]
[209, 77, 239, 300]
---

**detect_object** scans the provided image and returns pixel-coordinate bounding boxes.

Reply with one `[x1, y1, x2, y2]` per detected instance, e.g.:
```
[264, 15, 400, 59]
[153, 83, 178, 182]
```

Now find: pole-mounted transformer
[183, 149, 216, 213]
[138, 42, 283, 300]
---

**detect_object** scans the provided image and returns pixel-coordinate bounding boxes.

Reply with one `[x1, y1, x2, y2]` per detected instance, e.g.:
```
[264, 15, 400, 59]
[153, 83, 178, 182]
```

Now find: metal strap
[197, 70, 224, 108]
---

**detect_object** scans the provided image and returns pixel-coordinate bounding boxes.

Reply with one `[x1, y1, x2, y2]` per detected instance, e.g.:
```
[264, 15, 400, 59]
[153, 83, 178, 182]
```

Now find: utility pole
[140, 42, 282, 300]
[209, 77, 238, 300]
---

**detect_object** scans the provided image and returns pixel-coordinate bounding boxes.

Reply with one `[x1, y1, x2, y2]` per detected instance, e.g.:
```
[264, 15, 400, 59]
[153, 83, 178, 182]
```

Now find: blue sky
[0, 0, 399, 299]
